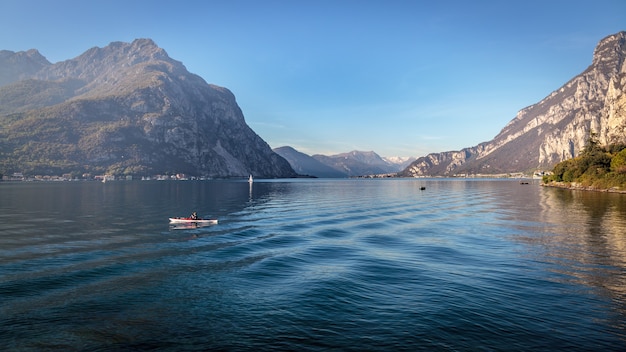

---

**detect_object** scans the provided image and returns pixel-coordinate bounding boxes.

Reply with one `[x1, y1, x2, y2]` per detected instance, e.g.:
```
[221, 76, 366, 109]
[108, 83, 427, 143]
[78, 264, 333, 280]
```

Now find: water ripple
[1, 179, 625, 350]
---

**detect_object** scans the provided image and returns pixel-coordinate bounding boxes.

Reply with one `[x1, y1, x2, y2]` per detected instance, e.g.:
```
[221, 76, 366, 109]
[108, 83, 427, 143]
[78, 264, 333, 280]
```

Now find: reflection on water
[518, 187, 626, 327]
[169, 222, 218, 230]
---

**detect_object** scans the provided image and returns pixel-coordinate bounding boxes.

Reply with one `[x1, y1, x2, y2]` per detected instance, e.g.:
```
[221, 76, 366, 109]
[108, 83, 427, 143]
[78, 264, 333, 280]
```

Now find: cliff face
[0, 39, 296, 178]
[401, 31, 626, 177]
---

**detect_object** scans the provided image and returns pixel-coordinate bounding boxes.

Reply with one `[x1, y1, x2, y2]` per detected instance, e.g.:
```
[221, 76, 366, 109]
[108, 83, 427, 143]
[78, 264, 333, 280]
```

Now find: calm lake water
[1, 179, 626, 351]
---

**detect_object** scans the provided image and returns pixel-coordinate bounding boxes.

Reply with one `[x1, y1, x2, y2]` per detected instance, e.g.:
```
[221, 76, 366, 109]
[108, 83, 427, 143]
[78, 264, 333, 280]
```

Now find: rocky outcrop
[0, 39, 296, 178]
[401, 31, 626, 177]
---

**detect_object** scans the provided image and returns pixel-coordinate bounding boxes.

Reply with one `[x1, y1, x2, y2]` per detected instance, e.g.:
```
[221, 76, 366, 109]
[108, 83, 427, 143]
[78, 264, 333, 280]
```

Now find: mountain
[0, 49, 50, 86]
[400, 31, 626, 177]
[273, 146, 347, 178]
[274, 147, 412, 178]
[0, 39, 296, 178]
[312, 150, 400, 177]
[383, 156, 416, 171]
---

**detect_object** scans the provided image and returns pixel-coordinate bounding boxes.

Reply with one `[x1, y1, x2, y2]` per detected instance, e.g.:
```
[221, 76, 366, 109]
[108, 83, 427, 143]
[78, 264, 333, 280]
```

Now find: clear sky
[1, 0, 624, 158]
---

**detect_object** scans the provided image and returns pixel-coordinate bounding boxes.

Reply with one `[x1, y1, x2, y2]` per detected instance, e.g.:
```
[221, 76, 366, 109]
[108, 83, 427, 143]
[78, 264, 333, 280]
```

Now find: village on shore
[2, 171, 551, 182]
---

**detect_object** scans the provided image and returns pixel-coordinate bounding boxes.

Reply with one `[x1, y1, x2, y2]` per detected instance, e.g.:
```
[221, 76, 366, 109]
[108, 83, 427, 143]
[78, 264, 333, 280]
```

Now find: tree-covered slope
[543, 134, 626, 190]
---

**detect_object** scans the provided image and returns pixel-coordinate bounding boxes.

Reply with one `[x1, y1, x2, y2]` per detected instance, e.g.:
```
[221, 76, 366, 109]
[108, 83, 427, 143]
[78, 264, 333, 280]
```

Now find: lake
[1, 179, 625, 351]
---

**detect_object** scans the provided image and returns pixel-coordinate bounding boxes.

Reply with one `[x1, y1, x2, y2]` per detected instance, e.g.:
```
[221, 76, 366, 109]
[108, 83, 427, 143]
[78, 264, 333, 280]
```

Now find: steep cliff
[401, 31, 626, 177]
[0, 39, 296, 178]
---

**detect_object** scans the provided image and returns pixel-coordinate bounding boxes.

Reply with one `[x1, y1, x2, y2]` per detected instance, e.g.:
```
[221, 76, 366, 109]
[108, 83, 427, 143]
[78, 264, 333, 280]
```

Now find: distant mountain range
[273, 147, 414, 177]
[399, 31, 626, 177]
[272, 146, 346, 178]
[0, 39, 296, 178]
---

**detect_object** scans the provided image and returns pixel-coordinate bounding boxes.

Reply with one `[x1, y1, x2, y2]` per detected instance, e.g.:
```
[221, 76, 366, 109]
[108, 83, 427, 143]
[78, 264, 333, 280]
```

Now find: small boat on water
[169, 217, 218, 225]
[248, 174, 253, 183]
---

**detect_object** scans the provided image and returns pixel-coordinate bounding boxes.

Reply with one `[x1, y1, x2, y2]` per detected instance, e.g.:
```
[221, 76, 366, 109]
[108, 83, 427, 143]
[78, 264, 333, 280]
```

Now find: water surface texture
[1, 179, 625, 351]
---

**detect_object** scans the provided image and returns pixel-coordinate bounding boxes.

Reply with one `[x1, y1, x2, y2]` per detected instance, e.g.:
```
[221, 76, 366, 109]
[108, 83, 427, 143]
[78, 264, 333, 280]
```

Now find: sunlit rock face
[401, 31, 626, 177]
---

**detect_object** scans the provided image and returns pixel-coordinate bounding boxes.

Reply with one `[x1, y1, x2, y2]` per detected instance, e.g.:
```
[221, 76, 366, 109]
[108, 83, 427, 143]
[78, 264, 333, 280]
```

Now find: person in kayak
[190, 212, 198, 220]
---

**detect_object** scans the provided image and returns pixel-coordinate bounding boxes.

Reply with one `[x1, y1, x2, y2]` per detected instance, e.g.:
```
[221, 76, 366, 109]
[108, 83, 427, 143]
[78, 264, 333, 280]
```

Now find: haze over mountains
[273, 147, 414, 178]
[1, 32, 625, 179]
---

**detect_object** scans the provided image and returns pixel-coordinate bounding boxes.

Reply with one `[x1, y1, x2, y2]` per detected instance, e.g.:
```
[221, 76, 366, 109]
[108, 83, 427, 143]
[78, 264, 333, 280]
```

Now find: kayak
[169, 217, 218, 225]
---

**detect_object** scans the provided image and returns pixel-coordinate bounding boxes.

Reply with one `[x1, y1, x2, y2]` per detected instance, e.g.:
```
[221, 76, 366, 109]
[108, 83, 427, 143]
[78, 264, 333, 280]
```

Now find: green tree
[581, 132, 602, 156]
[611, 148, 626, 174]
[551, 159, 573, 182]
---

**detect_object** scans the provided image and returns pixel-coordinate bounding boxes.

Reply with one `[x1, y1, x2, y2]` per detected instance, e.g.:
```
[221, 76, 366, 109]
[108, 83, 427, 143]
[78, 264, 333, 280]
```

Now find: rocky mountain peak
[0, 48, 50, 66]
[0, 48, 51, 86]
[82, 38, 172, 67]
[36, 39, 187, 89]
[592, 31, 626, 73]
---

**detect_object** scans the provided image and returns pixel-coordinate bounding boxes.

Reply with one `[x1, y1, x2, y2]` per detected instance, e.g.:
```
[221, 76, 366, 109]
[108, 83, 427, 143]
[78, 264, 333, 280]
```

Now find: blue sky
[1, 0, 625, 158]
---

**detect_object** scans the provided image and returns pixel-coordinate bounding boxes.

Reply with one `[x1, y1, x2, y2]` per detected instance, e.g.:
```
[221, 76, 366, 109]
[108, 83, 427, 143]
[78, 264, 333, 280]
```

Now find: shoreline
[541, 181, 626, 194]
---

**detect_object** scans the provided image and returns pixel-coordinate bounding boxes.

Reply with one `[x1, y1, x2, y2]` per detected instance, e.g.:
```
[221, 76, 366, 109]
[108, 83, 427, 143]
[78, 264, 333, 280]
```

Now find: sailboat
[248, 174, 253, 184]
